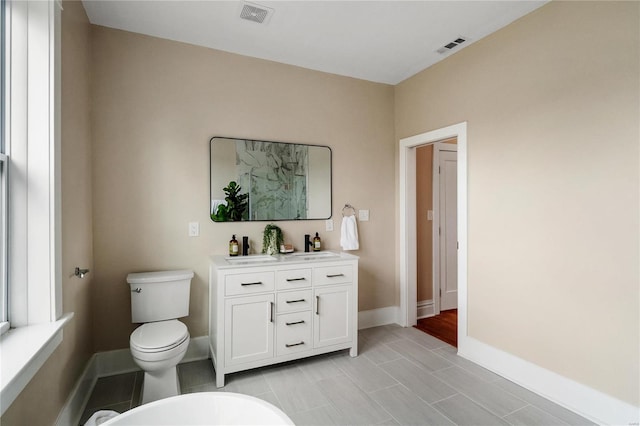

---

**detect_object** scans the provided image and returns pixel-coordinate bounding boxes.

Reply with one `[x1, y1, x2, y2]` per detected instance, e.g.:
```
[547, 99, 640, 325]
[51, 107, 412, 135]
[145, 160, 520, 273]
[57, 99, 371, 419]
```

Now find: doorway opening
[398, 122, 468, 352]
[415, 141, 458, 346]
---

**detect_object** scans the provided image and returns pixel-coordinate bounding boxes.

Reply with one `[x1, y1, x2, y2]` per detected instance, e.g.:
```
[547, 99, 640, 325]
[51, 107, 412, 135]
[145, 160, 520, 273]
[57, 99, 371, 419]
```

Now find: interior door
[439, 149, 458, 310]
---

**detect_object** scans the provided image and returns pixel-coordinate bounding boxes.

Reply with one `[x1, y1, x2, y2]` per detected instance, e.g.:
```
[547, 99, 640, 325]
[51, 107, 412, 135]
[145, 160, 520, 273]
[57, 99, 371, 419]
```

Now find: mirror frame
[210, 136, 332, 222]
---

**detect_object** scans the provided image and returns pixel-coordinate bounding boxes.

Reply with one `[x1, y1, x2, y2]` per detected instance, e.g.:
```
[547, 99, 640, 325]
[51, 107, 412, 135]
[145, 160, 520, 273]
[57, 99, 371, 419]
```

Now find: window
[0, 0, 68, 416]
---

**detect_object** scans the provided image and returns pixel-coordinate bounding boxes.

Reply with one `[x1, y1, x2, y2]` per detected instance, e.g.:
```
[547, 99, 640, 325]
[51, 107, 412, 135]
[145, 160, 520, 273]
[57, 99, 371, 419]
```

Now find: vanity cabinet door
[313, 285, 353, 349]
[224, 294, 274, 366]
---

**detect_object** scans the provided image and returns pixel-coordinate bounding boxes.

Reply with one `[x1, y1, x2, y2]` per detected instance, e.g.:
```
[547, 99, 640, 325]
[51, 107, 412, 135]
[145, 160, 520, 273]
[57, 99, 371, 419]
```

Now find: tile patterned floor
[80, 325, 595, 425]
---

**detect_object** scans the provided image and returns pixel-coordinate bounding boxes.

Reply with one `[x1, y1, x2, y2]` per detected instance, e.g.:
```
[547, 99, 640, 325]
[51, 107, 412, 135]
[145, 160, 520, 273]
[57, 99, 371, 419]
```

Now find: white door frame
[399, 122, 467, 346]
[433, 142, 458, 316]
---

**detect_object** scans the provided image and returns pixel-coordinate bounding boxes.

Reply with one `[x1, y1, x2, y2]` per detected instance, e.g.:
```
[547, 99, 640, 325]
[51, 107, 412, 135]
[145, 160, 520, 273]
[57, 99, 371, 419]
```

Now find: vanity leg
[349, 345, 358, 357]
[216, 372, 225, 388]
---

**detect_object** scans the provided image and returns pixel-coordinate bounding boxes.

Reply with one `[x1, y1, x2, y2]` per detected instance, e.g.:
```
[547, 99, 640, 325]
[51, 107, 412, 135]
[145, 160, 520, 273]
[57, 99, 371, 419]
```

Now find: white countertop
[210, 251, 358, 269]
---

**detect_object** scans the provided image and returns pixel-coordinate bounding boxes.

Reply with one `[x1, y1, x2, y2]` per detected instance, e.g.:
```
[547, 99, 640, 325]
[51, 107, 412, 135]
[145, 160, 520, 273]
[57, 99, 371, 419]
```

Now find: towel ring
[342, 204, 356, 217]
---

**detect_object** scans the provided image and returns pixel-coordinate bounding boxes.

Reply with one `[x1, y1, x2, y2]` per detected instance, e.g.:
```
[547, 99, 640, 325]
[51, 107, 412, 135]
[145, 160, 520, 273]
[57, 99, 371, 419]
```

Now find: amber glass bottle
[229, 235, 239, 256]
[313, 232, 321, 251]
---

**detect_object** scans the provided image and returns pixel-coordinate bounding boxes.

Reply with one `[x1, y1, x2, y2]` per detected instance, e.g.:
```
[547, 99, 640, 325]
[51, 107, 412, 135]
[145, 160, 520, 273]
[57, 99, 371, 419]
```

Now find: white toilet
[127, 269, 194, 404]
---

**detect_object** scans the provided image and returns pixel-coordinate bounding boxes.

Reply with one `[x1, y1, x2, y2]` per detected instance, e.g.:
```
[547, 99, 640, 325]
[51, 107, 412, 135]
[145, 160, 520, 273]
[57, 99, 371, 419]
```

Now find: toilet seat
[130, 319, 189, 353]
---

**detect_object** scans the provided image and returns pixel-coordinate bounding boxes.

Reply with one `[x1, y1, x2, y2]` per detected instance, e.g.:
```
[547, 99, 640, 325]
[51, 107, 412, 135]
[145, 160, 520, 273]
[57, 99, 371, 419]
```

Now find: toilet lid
[131, 320, 189, 352]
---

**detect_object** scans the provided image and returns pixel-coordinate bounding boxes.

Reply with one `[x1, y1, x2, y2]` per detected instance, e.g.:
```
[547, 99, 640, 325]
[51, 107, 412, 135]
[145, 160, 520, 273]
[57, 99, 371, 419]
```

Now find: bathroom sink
[225, 255, 278, 264]
[290, 251, 340, 259]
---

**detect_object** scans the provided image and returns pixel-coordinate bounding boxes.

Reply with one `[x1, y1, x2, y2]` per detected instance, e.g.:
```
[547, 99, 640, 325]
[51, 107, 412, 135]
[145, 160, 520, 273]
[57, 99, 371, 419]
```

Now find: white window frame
[0, 0, 71, 416]
[0, 0, 8, 335]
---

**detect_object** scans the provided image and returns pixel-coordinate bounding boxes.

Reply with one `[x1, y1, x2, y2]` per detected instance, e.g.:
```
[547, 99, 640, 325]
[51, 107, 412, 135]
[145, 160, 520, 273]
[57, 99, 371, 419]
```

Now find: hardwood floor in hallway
[415, 309, 458, 347]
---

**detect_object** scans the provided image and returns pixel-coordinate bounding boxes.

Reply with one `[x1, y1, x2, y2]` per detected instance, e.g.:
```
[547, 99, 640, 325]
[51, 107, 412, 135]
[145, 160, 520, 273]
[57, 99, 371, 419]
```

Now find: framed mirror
[210, 137, 332, 221]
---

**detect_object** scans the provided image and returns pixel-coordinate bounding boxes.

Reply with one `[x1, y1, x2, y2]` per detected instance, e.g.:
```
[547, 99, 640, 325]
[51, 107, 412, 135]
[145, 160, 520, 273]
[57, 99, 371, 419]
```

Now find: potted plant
[262, 224, 283, 255]
[212, 181, 248, 222]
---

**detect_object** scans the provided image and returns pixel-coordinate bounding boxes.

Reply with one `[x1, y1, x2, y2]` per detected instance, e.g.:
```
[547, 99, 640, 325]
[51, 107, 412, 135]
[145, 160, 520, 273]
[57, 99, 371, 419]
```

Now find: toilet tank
[128, 270, 194, 323]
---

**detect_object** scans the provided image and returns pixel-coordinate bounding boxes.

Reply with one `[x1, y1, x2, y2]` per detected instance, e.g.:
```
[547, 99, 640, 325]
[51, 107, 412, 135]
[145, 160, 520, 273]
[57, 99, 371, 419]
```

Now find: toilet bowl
[130, 319, 190, 404]
[127, 270, 194, 404]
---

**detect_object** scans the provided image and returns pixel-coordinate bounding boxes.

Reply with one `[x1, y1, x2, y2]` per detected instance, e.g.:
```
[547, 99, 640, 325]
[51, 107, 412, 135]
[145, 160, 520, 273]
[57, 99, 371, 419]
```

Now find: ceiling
[82, 1, 547, 85]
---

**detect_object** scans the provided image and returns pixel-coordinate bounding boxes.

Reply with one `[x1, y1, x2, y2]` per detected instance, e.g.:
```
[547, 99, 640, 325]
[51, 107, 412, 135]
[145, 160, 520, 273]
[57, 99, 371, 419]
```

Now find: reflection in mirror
[210, 137, 332, 221]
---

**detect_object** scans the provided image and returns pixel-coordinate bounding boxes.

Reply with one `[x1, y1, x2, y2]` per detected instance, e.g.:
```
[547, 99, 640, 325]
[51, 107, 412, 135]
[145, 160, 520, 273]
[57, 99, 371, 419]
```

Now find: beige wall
[0, 1, 94, 424]
[396, 1, 639, 406]
[90, 26, 396, 351]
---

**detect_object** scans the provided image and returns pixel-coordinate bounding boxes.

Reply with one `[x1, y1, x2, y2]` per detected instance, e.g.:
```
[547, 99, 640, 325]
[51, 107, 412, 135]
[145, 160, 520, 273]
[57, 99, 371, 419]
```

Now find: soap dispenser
[229, 235, 239, 257]
[313, 232, 321, 251]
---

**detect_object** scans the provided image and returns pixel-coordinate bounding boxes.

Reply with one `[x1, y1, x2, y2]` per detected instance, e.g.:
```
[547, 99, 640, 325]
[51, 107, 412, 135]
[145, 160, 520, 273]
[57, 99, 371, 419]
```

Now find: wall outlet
[188, 222, 199, 237]
[325, 219, 334, 231]
[358, 209, 370, 221]
[428, 210, 433, 221]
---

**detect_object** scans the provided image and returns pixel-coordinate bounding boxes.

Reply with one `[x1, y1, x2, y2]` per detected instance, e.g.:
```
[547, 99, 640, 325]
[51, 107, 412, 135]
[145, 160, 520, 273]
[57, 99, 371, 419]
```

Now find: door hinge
[439, 288, 442, 297]
[438, 166, 441, 174]
[438, 227, 441, 236]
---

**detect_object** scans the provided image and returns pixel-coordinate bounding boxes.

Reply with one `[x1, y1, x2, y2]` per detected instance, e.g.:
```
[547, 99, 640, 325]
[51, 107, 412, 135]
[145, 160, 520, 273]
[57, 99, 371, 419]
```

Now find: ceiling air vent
[239, 2, 274, 25]
[436, 36, 469, 55]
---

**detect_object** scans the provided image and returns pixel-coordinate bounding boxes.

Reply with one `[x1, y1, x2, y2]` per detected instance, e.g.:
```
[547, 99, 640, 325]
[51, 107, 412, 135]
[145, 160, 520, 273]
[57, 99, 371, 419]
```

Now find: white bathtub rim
[101, 392, 294, 425]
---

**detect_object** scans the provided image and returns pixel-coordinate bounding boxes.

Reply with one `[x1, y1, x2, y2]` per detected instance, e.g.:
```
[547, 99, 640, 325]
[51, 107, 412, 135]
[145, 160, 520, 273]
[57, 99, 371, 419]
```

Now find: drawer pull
[286, 299, 306, 304]
[241, 281, 263, 286]
[285, 320, 305, 326]
[286, 277, 306, 282]
[326, 273, 345, 278]
[285, 341, 305, 348]
[316, 295, 320, 315]
[270, 302, 274, 323]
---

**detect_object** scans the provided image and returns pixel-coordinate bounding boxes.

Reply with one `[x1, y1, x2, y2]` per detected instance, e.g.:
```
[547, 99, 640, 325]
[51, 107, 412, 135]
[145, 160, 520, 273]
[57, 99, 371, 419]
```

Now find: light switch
[358, 209, 370, 221]
[325, 219, 334, 231]
[188, 222, 199, 237]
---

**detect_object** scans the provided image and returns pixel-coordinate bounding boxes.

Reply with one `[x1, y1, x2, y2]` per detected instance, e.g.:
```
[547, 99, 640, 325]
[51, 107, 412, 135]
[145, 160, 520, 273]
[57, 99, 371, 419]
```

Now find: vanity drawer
[276, 268, 312, 290]
[313, 265, 353, 286]
[276, 311, 312, 356]
[225, 272, 275, 296]
[276, 289, 312, 313]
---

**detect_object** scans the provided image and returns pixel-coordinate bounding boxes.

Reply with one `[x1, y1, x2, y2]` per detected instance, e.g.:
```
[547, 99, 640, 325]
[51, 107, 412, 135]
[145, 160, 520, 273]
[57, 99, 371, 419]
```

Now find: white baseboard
[93, 335, 210, 377]
[55, 354, 98, 426]
[458, 335, 640, 425]
[358, 306, 399, 329]
[417, 299, 434, 319]
[57, 336, 210, 426]
[182, 335, 210, 363]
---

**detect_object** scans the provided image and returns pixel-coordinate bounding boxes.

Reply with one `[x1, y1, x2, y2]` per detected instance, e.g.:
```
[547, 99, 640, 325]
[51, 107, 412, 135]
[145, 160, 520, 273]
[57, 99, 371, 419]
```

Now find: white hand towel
[340, 215, 359, 251]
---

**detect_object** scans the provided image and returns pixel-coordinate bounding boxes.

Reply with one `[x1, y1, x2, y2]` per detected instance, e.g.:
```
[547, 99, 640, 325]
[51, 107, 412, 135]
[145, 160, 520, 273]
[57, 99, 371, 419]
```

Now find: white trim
[416, 299, 434, 319]
[55, 353, 98, 426]
[357, 306, 398, 329]
[7, 0, 62, 326]
[93, 335, 211, 377]
[0, 312, 73, 416]
[399, 122, 467, 331]
[459, 336, 640, 425]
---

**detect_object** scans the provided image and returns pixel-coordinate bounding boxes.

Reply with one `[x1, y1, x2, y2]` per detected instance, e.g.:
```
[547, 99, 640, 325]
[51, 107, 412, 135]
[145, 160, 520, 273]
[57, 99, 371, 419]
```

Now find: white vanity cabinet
[209, 253, 358, 388]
